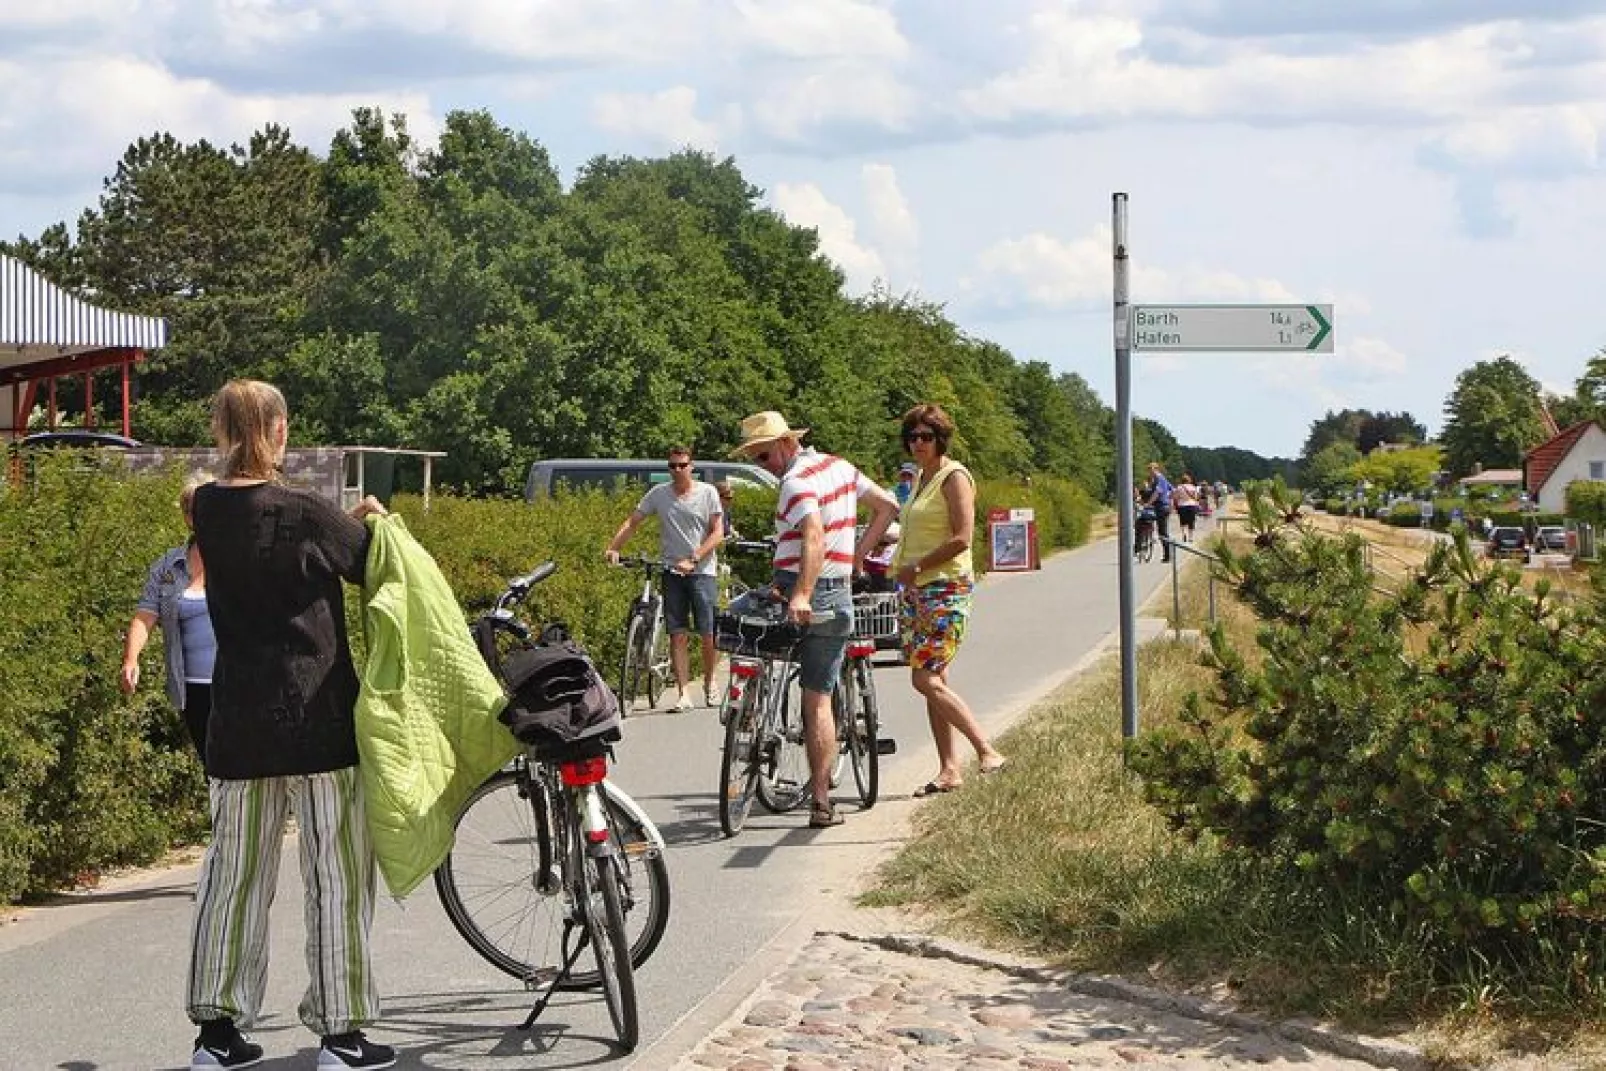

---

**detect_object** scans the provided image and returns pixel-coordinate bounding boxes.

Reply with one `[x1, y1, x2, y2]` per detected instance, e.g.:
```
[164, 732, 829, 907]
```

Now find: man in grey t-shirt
[604, 446, 725, 710]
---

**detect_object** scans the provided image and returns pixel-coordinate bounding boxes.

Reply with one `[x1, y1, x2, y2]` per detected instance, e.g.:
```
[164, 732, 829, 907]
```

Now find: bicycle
[434, 562, 670, 1051]
[1135, 508, 1157, 563]
[614, 555, 672, 712]
[836, 589, 898, 809]
[715, 590, 877, 836]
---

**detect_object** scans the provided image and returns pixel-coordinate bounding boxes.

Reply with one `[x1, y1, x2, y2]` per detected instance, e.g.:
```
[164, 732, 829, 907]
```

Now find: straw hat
[730, 411, 808, 457]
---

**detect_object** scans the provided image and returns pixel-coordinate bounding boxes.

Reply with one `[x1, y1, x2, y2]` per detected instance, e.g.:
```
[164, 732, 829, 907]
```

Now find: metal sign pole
[1113, 193, 1137, 740]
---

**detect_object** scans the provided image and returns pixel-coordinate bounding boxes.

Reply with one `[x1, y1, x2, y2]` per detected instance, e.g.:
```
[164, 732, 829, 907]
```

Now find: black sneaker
[317, 1031, 396, 1070]
[190, 1019, 263, 1069]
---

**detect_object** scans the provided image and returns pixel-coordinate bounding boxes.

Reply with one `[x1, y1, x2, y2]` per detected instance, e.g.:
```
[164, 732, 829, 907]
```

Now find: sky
[4, 1, 1605, 459]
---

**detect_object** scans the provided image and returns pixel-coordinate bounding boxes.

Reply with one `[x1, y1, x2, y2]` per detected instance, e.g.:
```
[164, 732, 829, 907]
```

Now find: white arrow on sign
[1130, 304, 1333, 353]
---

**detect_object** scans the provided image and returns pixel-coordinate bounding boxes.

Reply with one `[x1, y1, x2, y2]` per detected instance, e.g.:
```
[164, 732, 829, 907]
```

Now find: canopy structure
[0, 253, 168, 440]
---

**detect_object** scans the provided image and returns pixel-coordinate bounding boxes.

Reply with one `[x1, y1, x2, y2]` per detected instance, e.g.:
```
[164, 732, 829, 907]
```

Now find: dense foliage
[0, 460, 1091, 906]
[1132, 480, 1606, 975]
[5, 108, 1283, 498]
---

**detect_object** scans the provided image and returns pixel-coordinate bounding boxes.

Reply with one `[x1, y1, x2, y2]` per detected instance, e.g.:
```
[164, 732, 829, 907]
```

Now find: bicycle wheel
[846, 658, 879, 809]
[719, 675, 763, 836]
[434, 772, 670, 989]
[581, 852, 639, 1051]
[645, 609, 669, 709]
[1138, 532, 1154, 563]
[757, 667, 810, 813]
[619, 611, 645, 710]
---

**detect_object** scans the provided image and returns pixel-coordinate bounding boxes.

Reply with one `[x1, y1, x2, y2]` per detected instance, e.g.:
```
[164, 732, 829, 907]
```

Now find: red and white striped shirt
[773, 449, 881, 578]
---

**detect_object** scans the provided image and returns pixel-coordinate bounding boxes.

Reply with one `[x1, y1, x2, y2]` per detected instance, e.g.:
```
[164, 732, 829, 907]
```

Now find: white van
[523, 458, 778, 500]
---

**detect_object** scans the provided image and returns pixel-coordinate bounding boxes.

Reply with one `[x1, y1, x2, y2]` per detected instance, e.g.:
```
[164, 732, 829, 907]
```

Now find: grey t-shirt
[636, 481, 722, 576]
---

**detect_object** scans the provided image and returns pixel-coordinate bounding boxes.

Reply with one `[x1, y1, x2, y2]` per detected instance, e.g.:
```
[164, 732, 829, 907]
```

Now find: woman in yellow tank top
[892, 404, 1007, 796]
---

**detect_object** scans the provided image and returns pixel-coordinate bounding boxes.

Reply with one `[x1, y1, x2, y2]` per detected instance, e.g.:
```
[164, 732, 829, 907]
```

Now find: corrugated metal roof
[0, 254, 167, 352]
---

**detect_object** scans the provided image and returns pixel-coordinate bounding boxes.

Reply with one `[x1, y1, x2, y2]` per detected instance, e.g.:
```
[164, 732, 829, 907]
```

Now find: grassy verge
[866, 540, 1606, 1066]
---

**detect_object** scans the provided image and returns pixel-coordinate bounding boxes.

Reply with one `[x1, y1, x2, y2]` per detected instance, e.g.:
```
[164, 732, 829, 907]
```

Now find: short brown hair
[900, 403, 956, 455]
[667, 444, 692, 460]
[212, 379, 287, 480]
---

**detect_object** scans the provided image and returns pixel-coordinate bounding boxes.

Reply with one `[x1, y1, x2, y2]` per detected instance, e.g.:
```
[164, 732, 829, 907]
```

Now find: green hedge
[0, 454, 208, 904]
[1566, 480, 1606, 526]
[2, 462, 1098, 906]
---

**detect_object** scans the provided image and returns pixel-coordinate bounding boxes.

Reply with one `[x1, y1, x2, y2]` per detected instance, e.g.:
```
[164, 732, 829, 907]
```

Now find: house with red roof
[1524, 420, 1606, 514]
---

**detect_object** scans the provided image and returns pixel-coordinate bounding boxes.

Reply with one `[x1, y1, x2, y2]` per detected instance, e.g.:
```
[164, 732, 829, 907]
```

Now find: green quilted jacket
[357, 514, 517, 898]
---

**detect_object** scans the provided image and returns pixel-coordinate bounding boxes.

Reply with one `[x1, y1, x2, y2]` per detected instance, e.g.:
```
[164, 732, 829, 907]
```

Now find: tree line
[6, 108, 1289, 497]
[1297, 350, 1606, 497]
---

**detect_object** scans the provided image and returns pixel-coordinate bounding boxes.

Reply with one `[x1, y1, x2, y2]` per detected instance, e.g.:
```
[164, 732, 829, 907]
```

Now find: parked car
[1535, 525, 1568, 552]
[1486, 526, 1531, 563]
[523, 457, 777, 500]
[17, 430, 142, 449]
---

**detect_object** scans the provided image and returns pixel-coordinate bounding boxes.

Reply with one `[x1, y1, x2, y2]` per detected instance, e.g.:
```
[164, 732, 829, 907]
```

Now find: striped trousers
[186, 765, 381, 1036]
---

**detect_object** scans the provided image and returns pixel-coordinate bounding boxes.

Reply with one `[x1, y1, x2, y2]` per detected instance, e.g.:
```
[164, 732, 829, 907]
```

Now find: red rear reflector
[846, 641, 875, 659]
[559, 756, 608, 786]
[729, 663, 760, 680]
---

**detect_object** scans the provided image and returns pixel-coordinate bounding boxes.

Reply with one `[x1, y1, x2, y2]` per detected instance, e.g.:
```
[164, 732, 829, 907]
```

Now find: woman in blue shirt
[120, 481, 214, 766]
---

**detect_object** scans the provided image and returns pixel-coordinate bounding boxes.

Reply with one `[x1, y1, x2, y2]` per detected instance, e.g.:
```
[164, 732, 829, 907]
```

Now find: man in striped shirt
[732, 411, 898, 828]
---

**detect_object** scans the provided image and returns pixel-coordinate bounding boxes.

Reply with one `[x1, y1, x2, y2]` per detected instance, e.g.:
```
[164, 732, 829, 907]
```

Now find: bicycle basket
[851, 592, 899, 641]
[714, 610, 806, 658]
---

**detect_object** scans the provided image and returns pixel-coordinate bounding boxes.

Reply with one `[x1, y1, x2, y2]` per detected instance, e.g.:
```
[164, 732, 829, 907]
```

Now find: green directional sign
[1130, 304, 1333, 353]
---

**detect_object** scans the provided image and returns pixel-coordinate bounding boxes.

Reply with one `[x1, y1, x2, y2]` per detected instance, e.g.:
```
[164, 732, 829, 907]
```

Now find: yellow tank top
[894, 458, 974, 586]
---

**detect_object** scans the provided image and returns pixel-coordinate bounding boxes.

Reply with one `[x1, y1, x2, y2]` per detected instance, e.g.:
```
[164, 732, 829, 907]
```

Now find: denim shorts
[662, 572, 718, 636]
[773, 572, 853, 694]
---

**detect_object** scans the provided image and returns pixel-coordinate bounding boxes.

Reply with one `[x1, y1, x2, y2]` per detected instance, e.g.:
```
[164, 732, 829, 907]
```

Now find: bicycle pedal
[876, 737, 898, 755]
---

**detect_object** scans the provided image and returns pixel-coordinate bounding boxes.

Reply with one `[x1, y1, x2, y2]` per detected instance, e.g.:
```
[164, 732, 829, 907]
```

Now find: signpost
[1130, 304, 1333, 353]
[1112, 198, 1334, 741]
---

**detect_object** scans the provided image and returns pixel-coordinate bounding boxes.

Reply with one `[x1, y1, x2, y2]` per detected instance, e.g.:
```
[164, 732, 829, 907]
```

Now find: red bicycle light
[846, 641, 876, 659]
[729, 662, 761, 680]
[559, 756, 609, 786]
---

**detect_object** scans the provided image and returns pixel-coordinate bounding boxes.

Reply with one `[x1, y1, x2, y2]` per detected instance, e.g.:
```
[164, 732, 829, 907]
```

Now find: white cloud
[745, 62, 918, 143]
[965, 224, 1314, 310]
[1339, 337, 1409, 381]
[0, 55, 437, 183]
[1421, 105, 1606, 177]
[860, 162, 918, 285]
[770, 182, 885, 292]
[592, 86, 727, 150]
[734, 0, 908, 61]
[960, 9, 1559, 127]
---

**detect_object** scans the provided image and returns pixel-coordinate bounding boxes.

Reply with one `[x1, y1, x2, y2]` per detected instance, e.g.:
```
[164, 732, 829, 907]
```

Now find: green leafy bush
[0, 454, 206, 903]
[1129, 479, 1606, 973]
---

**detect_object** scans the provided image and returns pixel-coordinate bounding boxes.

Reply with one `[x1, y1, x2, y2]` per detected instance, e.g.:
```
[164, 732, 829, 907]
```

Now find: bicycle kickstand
[519, 920, 592, 1030]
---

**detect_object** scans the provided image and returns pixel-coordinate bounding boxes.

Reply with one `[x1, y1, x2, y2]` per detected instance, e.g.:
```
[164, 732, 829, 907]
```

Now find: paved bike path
[0, 527, 1186, 1070]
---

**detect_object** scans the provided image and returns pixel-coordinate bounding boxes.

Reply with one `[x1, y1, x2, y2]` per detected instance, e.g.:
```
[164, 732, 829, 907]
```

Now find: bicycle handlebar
[496, 560, 558, 612]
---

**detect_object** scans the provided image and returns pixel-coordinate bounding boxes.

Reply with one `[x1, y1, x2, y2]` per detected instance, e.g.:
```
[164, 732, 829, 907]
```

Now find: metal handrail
[1159, 536, 1223, 640]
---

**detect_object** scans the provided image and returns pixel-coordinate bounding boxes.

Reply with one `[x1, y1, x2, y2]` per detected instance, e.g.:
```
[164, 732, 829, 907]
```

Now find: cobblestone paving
[670, 933, 1405, 1071]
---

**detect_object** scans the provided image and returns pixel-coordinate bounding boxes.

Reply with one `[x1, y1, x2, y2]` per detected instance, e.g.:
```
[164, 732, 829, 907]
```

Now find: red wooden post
[48, 377, 57, 429]
[84, 371, 93, 429]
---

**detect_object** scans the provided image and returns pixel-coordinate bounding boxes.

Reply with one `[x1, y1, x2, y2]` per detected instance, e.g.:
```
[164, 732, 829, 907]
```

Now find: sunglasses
[903, 430, 937, 444]
[668, 461, 691, 469]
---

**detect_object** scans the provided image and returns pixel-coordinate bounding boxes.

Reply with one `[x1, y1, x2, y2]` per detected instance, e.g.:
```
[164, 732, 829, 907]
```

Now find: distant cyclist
[729, 411, 898, 828]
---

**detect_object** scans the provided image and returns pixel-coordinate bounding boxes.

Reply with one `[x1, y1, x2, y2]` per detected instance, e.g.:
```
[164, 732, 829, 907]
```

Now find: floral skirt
[900, 577, 974, 672]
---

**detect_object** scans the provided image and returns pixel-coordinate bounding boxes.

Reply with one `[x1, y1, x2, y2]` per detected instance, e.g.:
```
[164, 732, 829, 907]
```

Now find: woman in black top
[183, 379, 395, 1071]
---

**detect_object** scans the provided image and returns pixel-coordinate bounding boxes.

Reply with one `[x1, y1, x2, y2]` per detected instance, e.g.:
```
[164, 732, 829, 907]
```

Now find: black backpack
[496, 639, 621, 757]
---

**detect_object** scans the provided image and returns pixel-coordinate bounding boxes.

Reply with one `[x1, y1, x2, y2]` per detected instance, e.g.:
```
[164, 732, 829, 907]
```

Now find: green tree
[1439, 356, 1547, 478]
[1349, 444, 1441, 495]
[1302, 440, 1363, 497]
